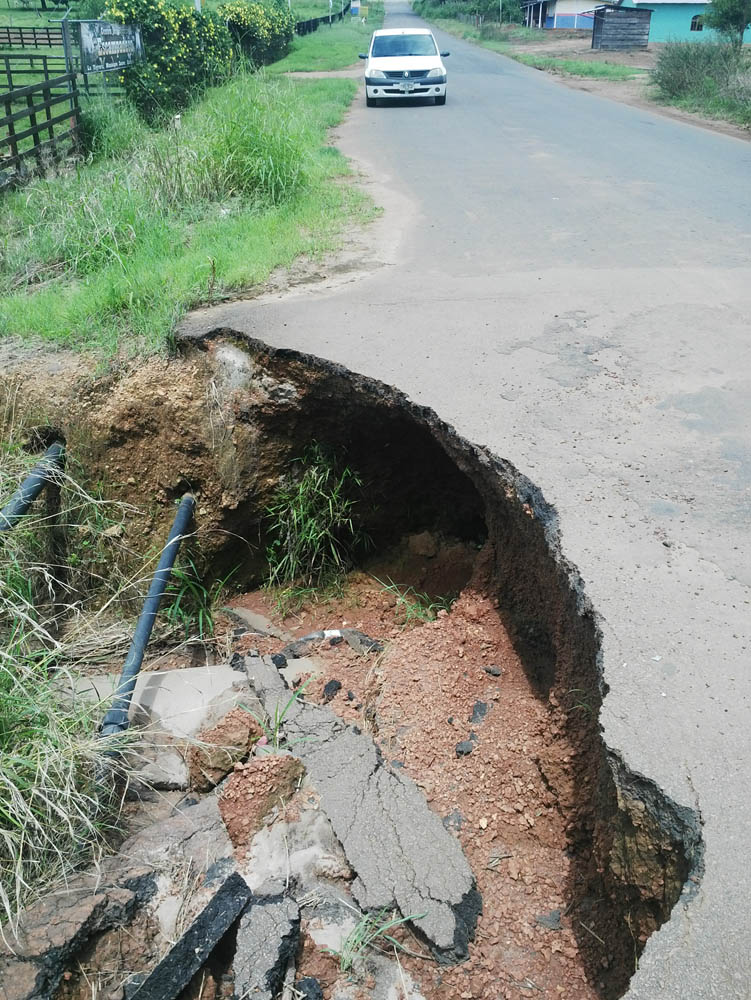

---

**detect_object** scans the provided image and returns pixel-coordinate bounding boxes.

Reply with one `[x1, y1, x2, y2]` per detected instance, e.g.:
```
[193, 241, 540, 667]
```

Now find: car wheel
[435, 93, 446, 106]
[366, 96, 376, 107]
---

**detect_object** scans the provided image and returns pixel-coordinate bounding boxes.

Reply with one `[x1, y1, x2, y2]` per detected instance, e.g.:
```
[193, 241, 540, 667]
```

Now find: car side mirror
[358, 53, 367, 59]
[441, 51, 450, 57]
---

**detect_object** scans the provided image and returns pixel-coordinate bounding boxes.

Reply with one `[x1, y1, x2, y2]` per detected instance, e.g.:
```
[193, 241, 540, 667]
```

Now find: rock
[321, 680, 342, 704]
[188, 707, 265, 791]
[455, 741, 474, 757]
[224, 607, 290, 640]
[137, 750, 189, 791]
[407, 531, 438, 559]
[245, 655, 480, 963]
[296, 977, 324, 1000]
[442, 809, 464, 832]
[232, 895, 300, 1000]
[129, 873, 252, 1000]
[271, 652, 288, 669]
[470, 701, 488, 724]
[341, 629, 383, 655]
[483, 665, 502, 677]
[535, 909, 563, 931]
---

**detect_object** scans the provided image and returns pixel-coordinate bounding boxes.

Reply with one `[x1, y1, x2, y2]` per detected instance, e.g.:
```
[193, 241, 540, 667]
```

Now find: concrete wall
[620, 2, 751, 42]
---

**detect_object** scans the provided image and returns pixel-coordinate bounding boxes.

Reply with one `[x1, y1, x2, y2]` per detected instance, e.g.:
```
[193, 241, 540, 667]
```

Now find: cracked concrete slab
[244, 656, 480, 962]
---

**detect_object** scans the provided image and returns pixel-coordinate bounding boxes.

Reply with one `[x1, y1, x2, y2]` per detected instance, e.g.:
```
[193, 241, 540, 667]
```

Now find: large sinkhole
[3, 333, 704, 1000]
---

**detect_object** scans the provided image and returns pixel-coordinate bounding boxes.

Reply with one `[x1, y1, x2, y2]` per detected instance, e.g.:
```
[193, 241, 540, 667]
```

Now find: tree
[704, 0, 751, 48]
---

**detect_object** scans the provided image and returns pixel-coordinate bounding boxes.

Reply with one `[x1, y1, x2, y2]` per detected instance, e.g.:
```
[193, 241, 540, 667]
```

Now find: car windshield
[371, 33, 438, 57]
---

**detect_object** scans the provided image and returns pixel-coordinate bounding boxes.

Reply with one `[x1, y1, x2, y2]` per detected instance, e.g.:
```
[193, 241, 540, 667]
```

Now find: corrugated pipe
[100, 493, 195, 739]
[0, 441, 65, 531]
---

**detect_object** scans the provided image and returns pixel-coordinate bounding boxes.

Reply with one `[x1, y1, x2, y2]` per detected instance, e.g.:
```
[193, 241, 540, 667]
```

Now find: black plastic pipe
[100, 493, 195, 739]
[0, 442, 65, 531]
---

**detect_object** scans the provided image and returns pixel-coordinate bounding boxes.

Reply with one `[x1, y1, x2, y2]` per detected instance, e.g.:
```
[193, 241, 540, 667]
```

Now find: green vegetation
[105, 0, 234, 118]
[514, 53, 646, 79]
[265, 443, 367, 603]
[244, 678, 311, 750]
[652, 40, 751, 126]
[219, 0, 295, 66]
[413, 0, 523, 25]
[328, 907, 426, 974]
[164, 558, 236, 639]
[374, 577, 455, 626]
[704, 0, 751, 48]
[269, 0, 383, 72]
[0, 443, 136, 924]
[0, 72, 369, 354]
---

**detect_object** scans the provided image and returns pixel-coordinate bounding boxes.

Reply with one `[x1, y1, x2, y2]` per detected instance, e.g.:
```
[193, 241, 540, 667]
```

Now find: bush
[652, 39, 740, 98]
[218, 0, 295, 66]
[105, 0, 234, 120]
[413, 0, 523, 23]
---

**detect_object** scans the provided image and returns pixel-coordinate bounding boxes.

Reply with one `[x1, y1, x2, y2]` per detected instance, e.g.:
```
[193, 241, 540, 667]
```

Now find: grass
[328, 906, 427, 974]
[0, 70, 371, 355]
[244, 678, 311, 750]
[514, 53, 647, 80]
[0, 441, 140, 924]
[0, 423, 240, 922]
[265, 443, 367, 591]
[374, 576, 455, 627]
[268, 0, 383, 73]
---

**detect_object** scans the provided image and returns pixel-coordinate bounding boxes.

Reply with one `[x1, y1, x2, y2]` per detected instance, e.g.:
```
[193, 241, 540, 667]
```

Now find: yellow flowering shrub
[217, 0, 294, 65]
[106, 0, 233, 119]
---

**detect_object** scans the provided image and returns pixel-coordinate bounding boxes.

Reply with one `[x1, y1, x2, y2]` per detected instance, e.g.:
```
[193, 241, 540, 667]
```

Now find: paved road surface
[184, 5, 751, 996]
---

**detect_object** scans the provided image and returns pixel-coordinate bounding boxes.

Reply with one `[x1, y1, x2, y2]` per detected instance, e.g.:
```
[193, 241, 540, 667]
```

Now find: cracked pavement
[244, 655, 479, 961]
[182, 2, 751, 994]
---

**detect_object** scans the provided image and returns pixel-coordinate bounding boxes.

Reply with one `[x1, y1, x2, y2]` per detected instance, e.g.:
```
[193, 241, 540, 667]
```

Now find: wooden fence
[295, 1, 351, 36]
[1, 72, 79, 187]
[0, 25, 63, 48]
[2, 52, 67, 89]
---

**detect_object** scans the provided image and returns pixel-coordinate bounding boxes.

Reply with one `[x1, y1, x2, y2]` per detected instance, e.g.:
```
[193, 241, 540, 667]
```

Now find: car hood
[366, 55, 445, 72]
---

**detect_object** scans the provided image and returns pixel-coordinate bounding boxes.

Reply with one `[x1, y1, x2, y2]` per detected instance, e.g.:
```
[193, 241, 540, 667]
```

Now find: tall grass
[0, 72, 368, 354]
[0, 441, 141, 926]
[652, 41, 751, 126]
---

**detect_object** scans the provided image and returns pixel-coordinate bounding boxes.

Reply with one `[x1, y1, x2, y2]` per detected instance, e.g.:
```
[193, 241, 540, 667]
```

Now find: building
[523, 0, 751, 40]
[619, 0, 751, 41]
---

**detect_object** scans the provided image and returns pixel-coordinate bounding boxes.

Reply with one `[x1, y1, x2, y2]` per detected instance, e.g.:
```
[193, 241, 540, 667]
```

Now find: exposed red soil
[219, 756, 305, 857]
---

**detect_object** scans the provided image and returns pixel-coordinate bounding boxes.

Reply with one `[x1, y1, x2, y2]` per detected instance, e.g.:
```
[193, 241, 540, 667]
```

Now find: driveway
[183, 3, 751, 996]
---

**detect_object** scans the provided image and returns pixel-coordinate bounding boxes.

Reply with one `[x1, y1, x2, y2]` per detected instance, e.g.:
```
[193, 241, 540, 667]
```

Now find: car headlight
[426, 67, 444, 78]
[368, 69, 386, 79]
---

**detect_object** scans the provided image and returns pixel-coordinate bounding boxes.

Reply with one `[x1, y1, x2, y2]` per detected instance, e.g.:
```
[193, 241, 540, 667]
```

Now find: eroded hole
[1, 336, 703, 1000]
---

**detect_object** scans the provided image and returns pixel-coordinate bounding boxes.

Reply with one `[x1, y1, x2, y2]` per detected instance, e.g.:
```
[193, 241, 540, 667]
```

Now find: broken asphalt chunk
[232, 895, 300, 1000]
[130, 873, 251, 1000]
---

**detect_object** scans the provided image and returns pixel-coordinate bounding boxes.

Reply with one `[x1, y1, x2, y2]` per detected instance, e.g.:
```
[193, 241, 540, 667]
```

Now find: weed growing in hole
[242, 679, 311, 750]
[265, 443, 368, 598]
[374, 576, 455, 627]
[163, 558, 237, 639]
[327, 906, 427, 974]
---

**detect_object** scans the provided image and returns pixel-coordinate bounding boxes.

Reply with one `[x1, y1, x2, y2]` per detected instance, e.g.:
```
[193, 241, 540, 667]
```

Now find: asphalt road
[184, 5, 751, 996]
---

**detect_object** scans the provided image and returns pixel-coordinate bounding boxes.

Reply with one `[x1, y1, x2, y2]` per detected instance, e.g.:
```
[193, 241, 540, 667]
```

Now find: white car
[359, 28, 449, 107]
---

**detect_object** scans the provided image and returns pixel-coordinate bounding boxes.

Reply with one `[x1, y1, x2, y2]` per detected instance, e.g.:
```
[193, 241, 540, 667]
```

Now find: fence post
[4, 95, 18, 168]
[27, 90, 42, 169]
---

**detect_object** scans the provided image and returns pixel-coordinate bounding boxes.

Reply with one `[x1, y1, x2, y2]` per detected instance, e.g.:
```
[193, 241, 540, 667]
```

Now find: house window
[690, 14, 704, 30]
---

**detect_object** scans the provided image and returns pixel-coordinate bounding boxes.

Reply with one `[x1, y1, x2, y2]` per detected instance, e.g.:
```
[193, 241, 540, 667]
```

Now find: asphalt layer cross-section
[182, 3, 751, 996]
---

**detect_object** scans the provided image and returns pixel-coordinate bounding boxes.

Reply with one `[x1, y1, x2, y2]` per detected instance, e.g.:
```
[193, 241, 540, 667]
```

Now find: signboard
[77, 20, 144, 75]
[351, 1, 360, 14]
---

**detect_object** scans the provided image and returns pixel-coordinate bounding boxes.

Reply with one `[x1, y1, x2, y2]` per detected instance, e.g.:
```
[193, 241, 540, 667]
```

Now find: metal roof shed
[592, 4, 653, 48]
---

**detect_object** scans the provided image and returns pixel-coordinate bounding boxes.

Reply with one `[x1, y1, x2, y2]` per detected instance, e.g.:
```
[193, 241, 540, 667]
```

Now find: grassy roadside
[420, 15, 646, 80]
[270, 0, 382, 72]
[0, 15, 381, 356]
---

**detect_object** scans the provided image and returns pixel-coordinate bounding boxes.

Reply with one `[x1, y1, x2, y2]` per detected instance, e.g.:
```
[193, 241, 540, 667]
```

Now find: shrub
[218, 0, 295, 66]
[651, 39, 739, 97]
[105, 0, 234, 120]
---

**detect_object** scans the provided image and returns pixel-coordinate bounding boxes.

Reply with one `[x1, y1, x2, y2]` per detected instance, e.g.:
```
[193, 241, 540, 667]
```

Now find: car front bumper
[365, 77, 446, 99]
